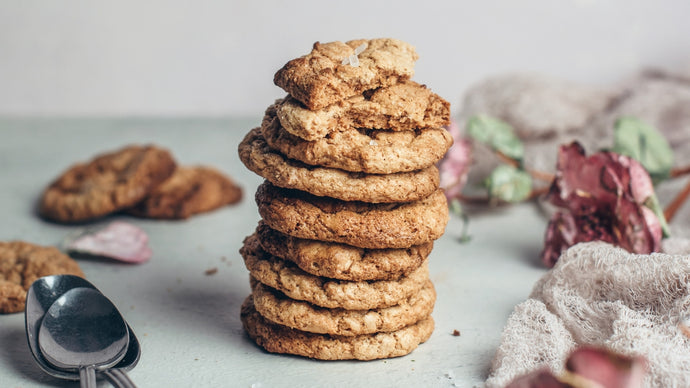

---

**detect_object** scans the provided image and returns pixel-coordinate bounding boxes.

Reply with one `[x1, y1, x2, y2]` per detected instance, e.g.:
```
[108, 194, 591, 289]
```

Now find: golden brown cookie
[239, 128, 439, 203]
[241, 295, 435, 360]
[127, 166, 242, 219]
[241, 234, 429, 310]
[274, 80, 450, 141]
[40, 145, 177, 223]
[255, 182, 449, 249]
[255, 222, 431, 281]
[262, 103, 453, 174]
[252, 279, 436, 336]
[274, 38, 418, 111]
[0, 241, 85, 314]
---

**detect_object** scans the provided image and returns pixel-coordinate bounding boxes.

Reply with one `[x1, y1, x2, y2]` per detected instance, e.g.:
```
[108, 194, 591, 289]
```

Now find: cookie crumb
[205, 267, 218, 276]
[452, 329, 461, 336]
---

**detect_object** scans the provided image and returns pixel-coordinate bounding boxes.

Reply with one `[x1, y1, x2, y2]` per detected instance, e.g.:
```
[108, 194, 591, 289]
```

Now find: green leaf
[643, 193, 671, 238]
[466, 115, 524, 162]
[449, 199, 472, 243]
[485, 164, 533, 203]
[612, 117, 674, 182]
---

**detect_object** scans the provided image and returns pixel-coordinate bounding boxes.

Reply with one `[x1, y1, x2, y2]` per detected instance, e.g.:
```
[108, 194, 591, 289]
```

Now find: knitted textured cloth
[486, 240, 690, 387]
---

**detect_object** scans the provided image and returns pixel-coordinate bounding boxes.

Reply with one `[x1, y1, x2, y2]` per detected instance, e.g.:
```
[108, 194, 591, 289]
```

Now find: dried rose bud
[505, 368, 568, 388]
[64, 221, 152, 263]
[564, 346, 647, 388]
[541, 142, 664, 267]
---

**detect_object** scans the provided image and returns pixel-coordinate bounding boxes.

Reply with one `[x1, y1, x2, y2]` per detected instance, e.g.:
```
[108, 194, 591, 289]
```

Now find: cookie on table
[127, 166, 242, 219]
[241, 295, 435, 360]
[274, 80, 450, 141]
[239, 128, 439, 203]
[252, 279, 435, 336]
[241, 234, 429, 310]
[255, 222, 432, 281]
[274, 38, 418, 110]
[255, 182, 449, 249]
[262, 103, 453, 174]
[40, 145, 177, 223]
[0, 241, 85, 314]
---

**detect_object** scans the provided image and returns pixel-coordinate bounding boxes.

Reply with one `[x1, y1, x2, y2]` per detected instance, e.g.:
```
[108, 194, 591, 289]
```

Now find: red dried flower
[541, 142, 663, 267]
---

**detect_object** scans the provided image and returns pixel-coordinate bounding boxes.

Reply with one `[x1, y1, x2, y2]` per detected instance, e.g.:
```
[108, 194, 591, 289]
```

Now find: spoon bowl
[38, 287, 129, 387]
[25, 275, 140, 385]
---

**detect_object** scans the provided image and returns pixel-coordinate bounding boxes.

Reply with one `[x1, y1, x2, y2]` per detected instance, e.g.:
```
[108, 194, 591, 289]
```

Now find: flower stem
[495, 150, 554, 182]
[664, 178, 690, 222]
[670, 165, 690, 178]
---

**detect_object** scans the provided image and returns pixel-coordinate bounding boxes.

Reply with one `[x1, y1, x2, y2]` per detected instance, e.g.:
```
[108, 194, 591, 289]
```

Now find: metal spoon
[38, 287, 129, 388]
[25, 275, 140, 387]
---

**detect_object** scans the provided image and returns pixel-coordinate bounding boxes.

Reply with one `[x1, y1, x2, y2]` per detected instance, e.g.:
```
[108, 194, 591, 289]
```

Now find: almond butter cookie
[40, 145, 177, 223]
[127, 166, 242, 219]
[262, 103, 453, 174]
[274, 80, 449, 141]
[241, 234, 429, 310]
[255, 182, 449, 249]
[252, 279, 435, 336]
[274, 38, 418, 110]
[241, 295, 434, 360]
[254, 222, 431, 281]
[0, 241, 85, 314]
[239, 128, 439, 203]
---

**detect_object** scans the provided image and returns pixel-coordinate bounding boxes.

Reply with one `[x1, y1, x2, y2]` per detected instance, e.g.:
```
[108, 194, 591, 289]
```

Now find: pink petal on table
[65, 221, 152, 263]
[565, 346, 647, 388]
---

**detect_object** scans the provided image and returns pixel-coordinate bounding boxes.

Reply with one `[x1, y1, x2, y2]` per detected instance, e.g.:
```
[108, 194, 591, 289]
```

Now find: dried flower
[541, 142, 664, 267]
[506, 346, 647, 388]
[64, 221, 152, 263]
[438, 119, 472, 201]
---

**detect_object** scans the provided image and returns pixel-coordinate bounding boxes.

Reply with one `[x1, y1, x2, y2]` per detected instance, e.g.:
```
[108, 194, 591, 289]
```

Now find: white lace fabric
[486, 240, 690, 387]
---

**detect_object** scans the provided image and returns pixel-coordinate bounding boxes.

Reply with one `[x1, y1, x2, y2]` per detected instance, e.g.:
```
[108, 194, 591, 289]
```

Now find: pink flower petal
[565, 346, 647, 388]
[65, 221, 152, 263]
[438, 119, 472, 201]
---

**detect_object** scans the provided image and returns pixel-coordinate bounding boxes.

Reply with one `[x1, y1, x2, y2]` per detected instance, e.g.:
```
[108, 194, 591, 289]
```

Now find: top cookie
[40, 145, 177, 223]
[275, 80, 450, 141]
[274, 38, 418, 110]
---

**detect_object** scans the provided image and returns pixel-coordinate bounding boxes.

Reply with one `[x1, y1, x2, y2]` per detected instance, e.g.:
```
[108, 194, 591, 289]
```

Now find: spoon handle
[79, 366, 97, 388]
[103, 369, 138, 388]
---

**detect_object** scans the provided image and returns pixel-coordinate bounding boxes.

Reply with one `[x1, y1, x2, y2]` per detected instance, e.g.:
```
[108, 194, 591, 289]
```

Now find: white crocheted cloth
[486, 240, 690, 387]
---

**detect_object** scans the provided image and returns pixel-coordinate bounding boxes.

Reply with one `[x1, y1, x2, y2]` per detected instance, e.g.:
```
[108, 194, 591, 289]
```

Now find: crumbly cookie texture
[255, 182, 449, 249]
[241, 295, 435, 360]
[40, 145, 177, 223]
[0, 241, 85, 314]
[255, 222, 431, 281]
[275, 80, 450, 141]
[241, 234, 429, 310]
[239, 128, 439, 203]
[252, 279, 435, 336]
[262, 103, 453, 174]
[274, 38, 418, 110]
[127, 166, 242, 219]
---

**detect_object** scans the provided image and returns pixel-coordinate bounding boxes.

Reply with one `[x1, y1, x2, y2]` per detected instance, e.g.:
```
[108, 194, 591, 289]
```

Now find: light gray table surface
[0, 118, 548, 387]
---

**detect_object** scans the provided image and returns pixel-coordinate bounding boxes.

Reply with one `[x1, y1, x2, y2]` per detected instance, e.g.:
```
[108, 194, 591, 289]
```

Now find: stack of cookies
[238, 38, 452, 360]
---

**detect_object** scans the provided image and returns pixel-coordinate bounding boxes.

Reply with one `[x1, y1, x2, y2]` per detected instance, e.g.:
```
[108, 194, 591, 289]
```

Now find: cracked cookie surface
[262, 103, 452, 174]
[274, 38, 418, 110]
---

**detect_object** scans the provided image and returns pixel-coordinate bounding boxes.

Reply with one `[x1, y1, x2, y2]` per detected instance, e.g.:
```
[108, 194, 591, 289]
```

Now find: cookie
[255, 182, 449, 249]
[241, 234, 429, 310]
[239, 128, 439, 203]
[274, 38, 418, 110]
[274, 80, 450, 141]
[0, 241, 85, 314]
[241, 295, 435, 360]
[40, 145, 177, 223]
[252, 279, 435, 336]
[255, 222, 431, 281]
[262, 103, 453, 174]
[127, 166, 242, 219]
